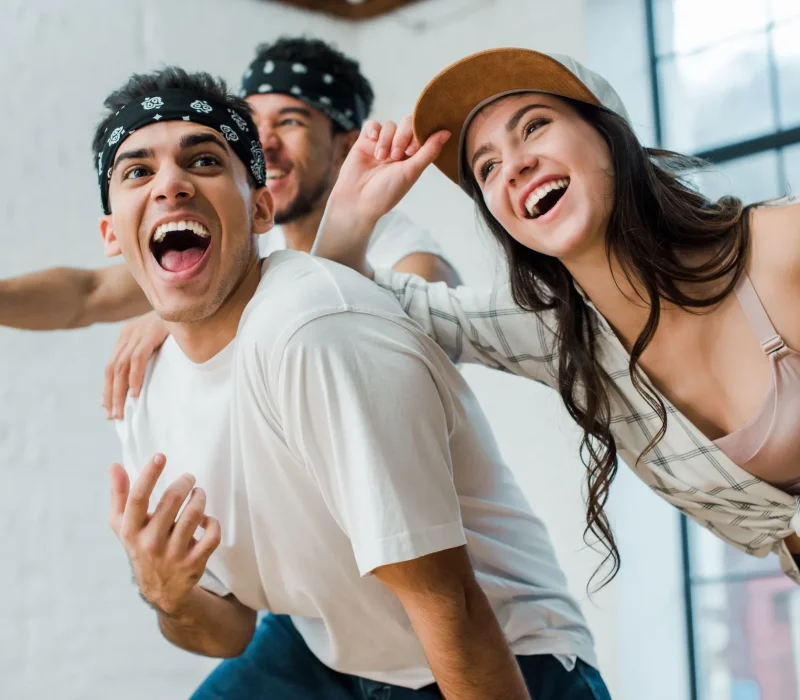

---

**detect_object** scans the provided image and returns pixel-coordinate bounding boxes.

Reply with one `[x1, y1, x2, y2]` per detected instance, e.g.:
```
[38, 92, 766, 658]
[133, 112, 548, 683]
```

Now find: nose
[502, 148, 538, 188]
[151, 161, 195, 205]
[257, 121, 281, 153]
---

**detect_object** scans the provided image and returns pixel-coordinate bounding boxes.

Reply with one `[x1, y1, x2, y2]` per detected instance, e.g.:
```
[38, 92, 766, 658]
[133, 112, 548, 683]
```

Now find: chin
[153, 298, 218, 324]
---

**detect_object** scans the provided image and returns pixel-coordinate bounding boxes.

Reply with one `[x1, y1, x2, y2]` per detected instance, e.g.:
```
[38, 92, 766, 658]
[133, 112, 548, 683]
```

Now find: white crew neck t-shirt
[257, 209, 446, 268]
[117, 251, 596, 689]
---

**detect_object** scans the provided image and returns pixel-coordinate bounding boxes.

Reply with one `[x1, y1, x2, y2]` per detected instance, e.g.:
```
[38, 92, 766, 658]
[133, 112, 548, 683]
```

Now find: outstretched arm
[0, 263, 149, 330]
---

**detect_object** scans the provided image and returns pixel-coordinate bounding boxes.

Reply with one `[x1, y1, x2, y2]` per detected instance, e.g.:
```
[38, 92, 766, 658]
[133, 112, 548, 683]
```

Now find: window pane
[693, 151, 782, 204]
[773, 20, 800, 129]
[659, 33, 775, 153]
[654, 0, 769, 55]
[771, 0, 800, 22]
[692, 578, 800, 700]
[784, 142, 800, 194]
[689, 519, 783, 581]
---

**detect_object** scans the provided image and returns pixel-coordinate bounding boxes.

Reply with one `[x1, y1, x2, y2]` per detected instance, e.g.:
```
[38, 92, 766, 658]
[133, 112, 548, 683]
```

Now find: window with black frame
[646, 2, 800, 699]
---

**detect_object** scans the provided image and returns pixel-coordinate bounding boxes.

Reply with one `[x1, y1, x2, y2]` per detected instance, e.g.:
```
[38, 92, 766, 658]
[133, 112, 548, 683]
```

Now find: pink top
[714, 274, 800, 495]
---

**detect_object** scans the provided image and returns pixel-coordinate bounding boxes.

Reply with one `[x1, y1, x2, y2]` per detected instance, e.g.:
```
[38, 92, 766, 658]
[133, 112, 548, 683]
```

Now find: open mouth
[524, 178, 570, 219]
[150, 220, 212, 273]
[266, 167, 290, 182]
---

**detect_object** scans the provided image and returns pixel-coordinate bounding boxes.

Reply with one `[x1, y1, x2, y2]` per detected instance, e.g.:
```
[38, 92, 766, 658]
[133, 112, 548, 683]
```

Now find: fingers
[108, 463, 130, 536]
[170, 487, 207, 553]
[111, 358, 131, 421]
[127, 347, 149, 399]
[121, 453, 166, 538]
[407, 130, 451, 176]
[149, 472, 197, 535]
[374, 121, 397, 161]
[104, 329, 132, 419]
[391, 116, 414, 160]
[188, 515, 222, 568]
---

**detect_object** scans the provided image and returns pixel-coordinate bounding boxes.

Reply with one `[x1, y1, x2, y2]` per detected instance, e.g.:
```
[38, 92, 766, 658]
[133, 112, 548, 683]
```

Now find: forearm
[312, 198, 376, 279]
[411, 584, 529, 700]
[0, 268, 98, 329]
[156, 586, 256, 658]
[0, 265, 149, 329]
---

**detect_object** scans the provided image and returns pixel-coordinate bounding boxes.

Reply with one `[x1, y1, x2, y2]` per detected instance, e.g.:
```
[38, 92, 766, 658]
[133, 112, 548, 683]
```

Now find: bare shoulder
[748, 198, 800, 345]
[749, 198, 800, 277]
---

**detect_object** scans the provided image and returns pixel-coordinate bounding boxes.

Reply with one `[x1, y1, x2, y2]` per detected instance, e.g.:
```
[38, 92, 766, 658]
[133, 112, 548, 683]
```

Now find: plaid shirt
[376, 269, 800, 584]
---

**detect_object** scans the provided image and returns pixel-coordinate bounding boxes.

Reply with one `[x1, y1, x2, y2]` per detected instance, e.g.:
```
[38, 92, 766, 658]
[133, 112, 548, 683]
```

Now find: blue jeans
[190, 614, 611, 700]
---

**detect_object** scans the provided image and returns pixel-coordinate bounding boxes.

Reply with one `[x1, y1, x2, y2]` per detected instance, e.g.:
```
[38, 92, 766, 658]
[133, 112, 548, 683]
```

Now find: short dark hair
[92, 67, 254, 166]
[253, 36, 374, 132]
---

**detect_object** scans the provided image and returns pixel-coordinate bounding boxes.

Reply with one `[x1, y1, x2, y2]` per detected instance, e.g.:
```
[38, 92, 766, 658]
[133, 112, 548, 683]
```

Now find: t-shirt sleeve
[275, 311, 467, 576]
[198, 568, 232, 597]
[366, 210, 450, 270]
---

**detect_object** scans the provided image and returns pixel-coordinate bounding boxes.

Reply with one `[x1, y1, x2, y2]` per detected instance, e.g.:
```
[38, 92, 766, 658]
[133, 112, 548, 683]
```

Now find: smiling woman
[315, 47, 800, 588]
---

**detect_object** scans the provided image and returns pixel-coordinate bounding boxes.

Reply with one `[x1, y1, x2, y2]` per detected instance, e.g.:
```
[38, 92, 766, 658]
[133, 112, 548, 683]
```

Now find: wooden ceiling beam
[269, 0, 423, 20]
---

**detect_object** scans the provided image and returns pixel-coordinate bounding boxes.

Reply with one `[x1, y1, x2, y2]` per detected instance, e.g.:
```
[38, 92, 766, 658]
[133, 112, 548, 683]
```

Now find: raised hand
[312, 117, 450, 274]
[109, 455, 221, 616]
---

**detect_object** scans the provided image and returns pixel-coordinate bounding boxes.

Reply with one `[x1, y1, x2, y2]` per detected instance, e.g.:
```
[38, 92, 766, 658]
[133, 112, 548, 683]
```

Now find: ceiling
[270, 0, 423, 20]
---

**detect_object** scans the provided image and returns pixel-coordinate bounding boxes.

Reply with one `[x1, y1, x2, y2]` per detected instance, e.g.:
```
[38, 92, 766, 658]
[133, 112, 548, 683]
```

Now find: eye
[122, 165, 151, 181]
[278, 118, 303, 127]
[524, 117, 550, 137]
[191, 154, 221, 168]
[478, 159, 498, 183]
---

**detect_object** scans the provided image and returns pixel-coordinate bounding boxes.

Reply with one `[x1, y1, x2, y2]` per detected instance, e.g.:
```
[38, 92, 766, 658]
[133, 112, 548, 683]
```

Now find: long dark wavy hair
[462, 98, 753, 588]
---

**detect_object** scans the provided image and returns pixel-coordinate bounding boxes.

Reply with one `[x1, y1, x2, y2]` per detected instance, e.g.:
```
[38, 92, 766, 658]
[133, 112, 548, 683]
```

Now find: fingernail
[153, 454, 165, 466]
[375, 147, 388, 160]
[368, 129, 379, 140]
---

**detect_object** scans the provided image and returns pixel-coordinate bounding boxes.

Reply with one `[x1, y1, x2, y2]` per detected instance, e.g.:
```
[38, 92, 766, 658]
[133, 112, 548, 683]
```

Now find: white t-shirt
[117, 251, 596, 689]
[258, 209, 447, 269]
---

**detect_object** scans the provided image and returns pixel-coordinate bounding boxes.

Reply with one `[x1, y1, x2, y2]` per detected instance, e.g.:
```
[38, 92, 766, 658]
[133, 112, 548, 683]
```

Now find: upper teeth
[152, 220, 210, 243]
[524, 178, 570, 217]
[266, 168, 288, 180]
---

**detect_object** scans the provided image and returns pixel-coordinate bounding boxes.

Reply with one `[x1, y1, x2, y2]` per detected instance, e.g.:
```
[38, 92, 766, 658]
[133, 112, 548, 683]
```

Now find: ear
[99, 215, 123, 257]
[252, 186, 274, 236]
[332, 129, 360, 169]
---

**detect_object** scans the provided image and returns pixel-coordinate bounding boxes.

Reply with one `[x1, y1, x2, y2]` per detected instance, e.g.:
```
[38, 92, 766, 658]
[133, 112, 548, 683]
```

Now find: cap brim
[412, 48, 600, 187]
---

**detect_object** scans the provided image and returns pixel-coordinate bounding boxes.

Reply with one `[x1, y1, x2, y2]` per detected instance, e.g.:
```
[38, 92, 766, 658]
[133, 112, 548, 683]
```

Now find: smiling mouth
[150, 220, 211, 273]
[266, 168, 290, 181]
[524, 178, 570, 219]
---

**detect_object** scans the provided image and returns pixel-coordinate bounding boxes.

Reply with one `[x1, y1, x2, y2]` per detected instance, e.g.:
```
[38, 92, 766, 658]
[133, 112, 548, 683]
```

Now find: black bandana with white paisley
[240, 58, 366, 132]
[97, 90, 267, 214]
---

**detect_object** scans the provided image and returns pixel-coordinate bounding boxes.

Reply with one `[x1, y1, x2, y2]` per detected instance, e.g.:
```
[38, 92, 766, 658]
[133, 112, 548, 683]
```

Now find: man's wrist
[138, 585, 196, 619]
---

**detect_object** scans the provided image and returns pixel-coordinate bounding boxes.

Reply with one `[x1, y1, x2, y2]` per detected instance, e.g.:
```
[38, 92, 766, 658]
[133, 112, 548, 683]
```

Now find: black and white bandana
[240, 58, 366, 132]
[97, 89, 267, 214]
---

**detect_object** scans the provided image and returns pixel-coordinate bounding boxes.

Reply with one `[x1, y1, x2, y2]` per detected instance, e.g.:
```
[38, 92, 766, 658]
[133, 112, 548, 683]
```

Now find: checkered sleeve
[374, 268, 559, 387]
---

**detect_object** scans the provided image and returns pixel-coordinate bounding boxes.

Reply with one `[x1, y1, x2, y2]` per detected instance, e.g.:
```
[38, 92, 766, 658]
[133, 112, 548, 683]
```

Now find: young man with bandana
[0, 37, 459, 419]
[96, 67, 607, 699]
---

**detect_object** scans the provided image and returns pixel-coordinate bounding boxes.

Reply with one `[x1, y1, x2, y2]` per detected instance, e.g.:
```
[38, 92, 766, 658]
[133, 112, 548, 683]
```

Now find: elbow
[392, 254, 462, 287]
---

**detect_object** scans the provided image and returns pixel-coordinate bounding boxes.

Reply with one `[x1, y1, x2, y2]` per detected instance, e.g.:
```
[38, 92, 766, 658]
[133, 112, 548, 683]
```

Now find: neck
[167, 255, 262, 364]
[280, 201, 327, 253]
[562, 243, 655, 351]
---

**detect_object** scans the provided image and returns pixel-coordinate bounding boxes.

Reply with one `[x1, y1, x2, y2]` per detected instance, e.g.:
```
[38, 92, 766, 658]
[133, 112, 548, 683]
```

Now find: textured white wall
[0, 1, 688, 699]
[0, 2, 351, 699]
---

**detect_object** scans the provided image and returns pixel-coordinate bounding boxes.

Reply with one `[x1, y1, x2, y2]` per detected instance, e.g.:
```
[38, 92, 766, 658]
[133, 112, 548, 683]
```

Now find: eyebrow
[469, 103, 555, 172]
[277, 106, 313, 120]
[179, 131, 229, 151]
[112, 147, 153, 173]
[112, 131, 229, 174]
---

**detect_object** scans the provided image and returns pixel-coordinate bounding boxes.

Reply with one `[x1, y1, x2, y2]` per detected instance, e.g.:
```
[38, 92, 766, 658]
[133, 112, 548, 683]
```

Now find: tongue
[160, 248, 205, 272]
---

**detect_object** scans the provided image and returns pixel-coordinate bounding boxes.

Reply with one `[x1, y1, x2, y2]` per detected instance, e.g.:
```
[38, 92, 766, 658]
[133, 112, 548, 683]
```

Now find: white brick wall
[0, 1, 689, 698]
